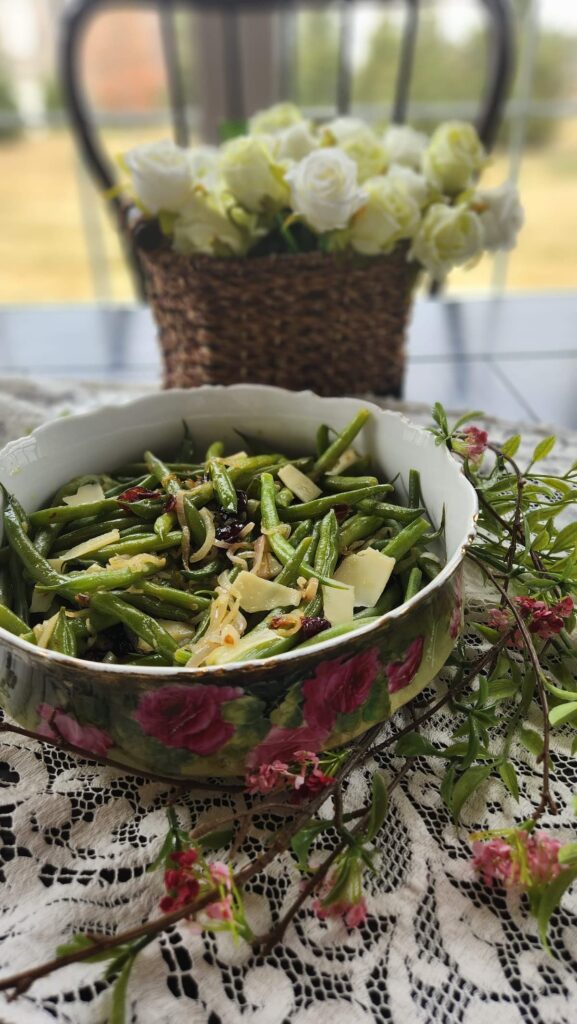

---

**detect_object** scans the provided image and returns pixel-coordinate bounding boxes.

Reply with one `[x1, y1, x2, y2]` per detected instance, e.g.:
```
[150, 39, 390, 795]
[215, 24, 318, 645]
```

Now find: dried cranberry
[164, 495, 177, 513]
[300, 616, 331, 640]
[215, 521, 244, 543]
[118, 486, 159, 503]
[333, 504, 351, 522]
[236, 490, 248, 516]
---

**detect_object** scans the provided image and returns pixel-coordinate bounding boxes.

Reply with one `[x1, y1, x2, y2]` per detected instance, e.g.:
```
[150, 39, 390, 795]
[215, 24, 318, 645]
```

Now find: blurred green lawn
[1, 122, 576, 303]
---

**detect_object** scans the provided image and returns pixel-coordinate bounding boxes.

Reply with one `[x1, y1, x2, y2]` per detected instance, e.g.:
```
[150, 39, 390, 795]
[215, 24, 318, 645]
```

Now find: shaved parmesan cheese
[53, 529, 121, 570]
[278, 465, 322, 503]
[33, 612, 59, 649]
[231, 571, 301, 613]
[107, 554, 165, 571]
[62, 482, 105, 506]
[205, 627, 280, 665]
[157, 620, 196, 643]
[322, 583, 354, 625]
[30, 587, 54, 614]
[334, 549, 396, 607]
[326, 447, 360, 476]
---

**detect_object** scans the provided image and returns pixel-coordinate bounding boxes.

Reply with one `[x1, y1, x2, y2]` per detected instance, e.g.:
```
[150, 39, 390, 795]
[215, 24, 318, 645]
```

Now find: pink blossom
[488, 607, 510, 631]
[312, 896, 367, 928]
[36, 704, 113, 757]
[472, 830, 562, 890]
[489, 596, 574, 647]
[302, 647, 381, 732]
[209, 861, 232, 890]
[385, 636, 424, 694]
[134, 684, 243, 756]
[205, 897, 233, 922]
[344, 900, 368, 927]
[453, 426, 489, 461]
[245, 750, 332, 798]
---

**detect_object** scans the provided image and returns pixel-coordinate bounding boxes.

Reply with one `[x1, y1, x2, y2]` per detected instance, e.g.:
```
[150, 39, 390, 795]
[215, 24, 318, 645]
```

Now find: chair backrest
[60, 0, 515, 293]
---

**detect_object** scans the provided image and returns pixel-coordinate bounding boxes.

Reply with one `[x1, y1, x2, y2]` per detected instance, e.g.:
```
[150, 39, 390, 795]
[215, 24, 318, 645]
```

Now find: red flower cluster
[472, 831, 562, 889]
[488, 595, 573, 646]
[452, 426, 489, 462]
[245, 750, 332, 798]
[160, 849, 200, 913]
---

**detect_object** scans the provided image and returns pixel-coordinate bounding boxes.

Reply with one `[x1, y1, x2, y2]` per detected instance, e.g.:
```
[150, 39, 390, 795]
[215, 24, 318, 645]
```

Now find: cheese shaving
[62, 482, 105, 506]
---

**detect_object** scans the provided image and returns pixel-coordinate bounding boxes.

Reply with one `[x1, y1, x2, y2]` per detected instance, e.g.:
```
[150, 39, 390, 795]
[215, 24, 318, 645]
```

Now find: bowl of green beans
[0, 386, 477, 778]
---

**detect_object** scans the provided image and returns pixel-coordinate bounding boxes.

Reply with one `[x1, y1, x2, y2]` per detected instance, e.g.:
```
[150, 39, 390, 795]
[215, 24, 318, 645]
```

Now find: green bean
[0, 566, 11, 609]
[90, 532, 181, 561]
[179, 422, 196, 462]
[183, 495, 206, 547]
[33, 524, 64, 557]
[276, 487, 294, 508]
[141, 581, 210, 612]
[303, 521, 322, 566]
[408, 469, 422, 509]
[209, 459, 237, 513]
[419, 553, 443, 581]
[316, 424, 331, 456]
[154, 511, 176, 540]
[181, 559, 221, 582]
[90, 593, 177, 661]
[299, 617, 380, 648]
[205, 440, 225, 459]
[8, 550, 29, 624]
[49, 608, 77, 657]
[303, 510, 339, 618]
[51, 516, 137, 553]
[381, 517, 430, 561]
[0, 602, 30, 636]
[290, 519, 314, 546]
[122, 593, 192, 622]
[144, 450, 181, 498]
[276, 537, 312, 586]
[339, 514, 384, 551]
[356, 500, 425, 522]
[3, 497, 64, 587]
[323, 475, 381, 492]
[105, 474, 157, 497]
[29, 498, 120, 527]
[279, 485, 389, 522]
[122, 653, 168, 667]
[37, 561, 160, 596]
[311, 409, 370, 479]
[183, 481, 214, 508]
[404, 567, 423, 602]
[0, 546, 9, 565]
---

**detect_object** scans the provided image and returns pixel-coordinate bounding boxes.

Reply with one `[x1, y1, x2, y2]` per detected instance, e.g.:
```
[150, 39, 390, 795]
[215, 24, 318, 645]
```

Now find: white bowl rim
[0, 384, 478, 679]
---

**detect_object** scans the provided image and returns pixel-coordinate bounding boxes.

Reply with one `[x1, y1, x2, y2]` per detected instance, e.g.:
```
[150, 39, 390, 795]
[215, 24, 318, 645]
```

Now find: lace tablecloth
[1, 378, 576, 1024]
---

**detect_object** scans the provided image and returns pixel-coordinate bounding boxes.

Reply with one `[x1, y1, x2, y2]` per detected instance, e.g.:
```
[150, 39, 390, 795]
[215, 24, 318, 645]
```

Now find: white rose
[324, 116, 367, 143]
[187, 145, 220, 189]
[387, 164, 430, 208]
[124, 139, 192, 214]
[286, 147, 366, 233]
[350, 176, 421, 255]
[423, 121, 485, 194]
[410, 202, 484, 277]
[173, 191, 250, 257]
[472, 183, 524, 251]
[276, 121, 319, 161]
[383, 125, 428, 169]
[339, 126, 388, 183]
[220, 136, 289, 212]
[249, 102, 303, 135]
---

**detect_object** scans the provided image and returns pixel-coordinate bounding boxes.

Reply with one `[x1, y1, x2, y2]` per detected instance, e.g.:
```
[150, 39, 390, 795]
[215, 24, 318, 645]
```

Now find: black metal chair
[60, 0, 515, 297]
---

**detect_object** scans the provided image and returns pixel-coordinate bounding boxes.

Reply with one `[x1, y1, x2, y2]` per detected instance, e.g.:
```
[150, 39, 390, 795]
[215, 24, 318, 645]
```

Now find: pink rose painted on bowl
[36, 703, 113, 757]
[302, 647, 381, 732]
[134, 684, 243, 756]
[247, 724, 328, 770]
[385, 636, 425, 694]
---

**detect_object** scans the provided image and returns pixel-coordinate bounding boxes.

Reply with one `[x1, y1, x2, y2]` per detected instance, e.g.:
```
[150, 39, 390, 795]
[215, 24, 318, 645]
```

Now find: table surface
[0, 292, 576, 427]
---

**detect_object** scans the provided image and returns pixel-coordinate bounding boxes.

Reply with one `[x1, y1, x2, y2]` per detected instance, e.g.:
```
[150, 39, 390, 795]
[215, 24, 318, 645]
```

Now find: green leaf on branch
[548, 701, 577, 727]
[291, 820, 331, 872]
[558, 843, 577, 867]
[56, 933, 127, 963]
[535, 866, 577, 954]
[498, 761, 520, 801]
[500, 435, 521, 458]
[394, 733, 440, 758]
[110, 955, 136, 1024]
[364, 770, 389, 841]
[198, 827, 235, 852]
[519, 727, 544, 759]
[450, 765, 493, 820]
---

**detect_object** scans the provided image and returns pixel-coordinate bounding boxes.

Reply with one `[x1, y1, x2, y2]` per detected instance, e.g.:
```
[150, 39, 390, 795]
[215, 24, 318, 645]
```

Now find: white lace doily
[1, 378, 576, 1024]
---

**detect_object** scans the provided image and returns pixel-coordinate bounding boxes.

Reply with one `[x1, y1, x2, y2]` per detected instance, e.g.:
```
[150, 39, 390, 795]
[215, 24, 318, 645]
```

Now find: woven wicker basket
[137, 237, 417, 397]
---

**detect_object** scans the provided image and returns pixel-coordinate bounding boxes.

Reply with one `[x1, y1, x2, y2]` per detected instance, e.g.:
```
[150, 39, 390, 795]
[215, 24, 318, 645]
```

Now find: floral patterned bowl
[0, 386, 477, 778]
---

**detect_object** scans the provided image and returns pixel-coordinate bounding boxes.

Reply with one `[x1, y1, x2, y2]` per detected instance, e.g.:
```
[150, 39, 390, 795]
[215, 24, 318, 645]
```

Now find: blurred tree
[295, 10, 339, 107]
[0, 63, 21, 141]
